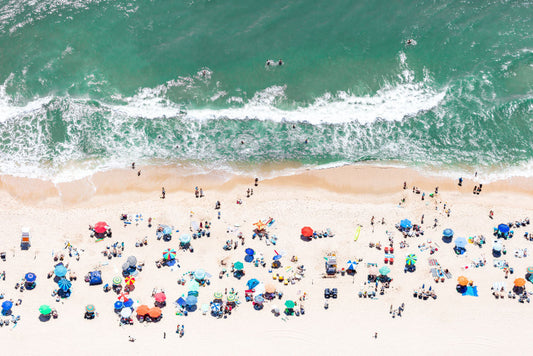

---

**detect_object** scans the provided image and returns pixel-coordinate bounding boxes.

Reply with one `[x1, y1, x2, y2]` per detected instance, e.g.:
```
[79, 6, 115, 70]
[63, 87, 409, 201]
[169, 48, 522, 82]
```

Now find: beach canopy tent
[136, 305, 150, 316]
[94, 222, 109, 234]
[400, 219, 412, 229]
[89, 271, 102, 285]
[301, 226, 313, 237]
[149, 307, 162, 318]
[498, 224, 510, 234]
[457, 276, 469, 287]
[39, 305, 52, 315]
[406, 254, 417, 266]
[54, 265, 68, 278]
[443, 229, 454, 238]
[514, 278, 526, 287]
[25, 272, 37, 283]
[454, 237, 468, 249]
[154, 293, 166, 303]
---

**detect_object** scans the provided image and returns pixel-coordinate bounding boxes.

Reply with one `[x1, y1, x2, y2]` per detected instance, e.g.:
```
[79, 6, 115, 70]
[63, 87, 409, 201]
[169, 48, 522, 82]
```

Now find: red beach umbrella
[94, 221, 108, 234]
[118, 292, 129, 302]
[154, 292, 166, 303]
[301, 226, 313, 237]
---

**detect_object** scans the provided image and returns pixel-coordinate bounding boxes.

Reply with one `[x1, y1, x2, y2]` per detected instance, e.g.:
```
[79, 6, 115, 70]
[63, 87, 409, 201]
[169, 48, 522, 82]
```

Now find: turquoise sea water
[0, 0, 532, 181]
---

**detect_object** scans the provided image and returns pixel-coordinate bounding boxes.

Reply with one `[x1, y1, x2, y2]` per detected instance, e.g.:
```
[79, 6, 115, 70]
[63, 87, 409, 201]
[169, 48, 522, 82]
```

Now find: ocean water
[0, 0, 532, 182]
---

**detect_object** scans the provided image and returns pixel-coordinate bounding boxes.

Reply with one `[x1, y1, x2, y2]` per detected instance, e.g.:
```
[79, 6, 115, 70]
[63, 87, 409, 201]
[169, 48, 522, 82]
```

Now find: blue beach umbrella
[163, 227, 172, 235]
[347, 260, 357, 270]
[211, 303, 221, 312]
[57, 278, 72, 291]
[185, 295, 197, 306]
[247, 278, 260, 289]
[245, 248, 255, 255]
[454, 237, 468, 248]
[123, 299, 134, 308]
[25, 272, 37, 283]
[2, 300, 13, 310]
[400, 219, 412, 229]
[54, 265, 67, 277]
[244, 254, 254, 263]
[273, 254, 282, 261]
[498, 224, 510, 234]
[114, 301, 124, 310]
[443, 229, 454, 237]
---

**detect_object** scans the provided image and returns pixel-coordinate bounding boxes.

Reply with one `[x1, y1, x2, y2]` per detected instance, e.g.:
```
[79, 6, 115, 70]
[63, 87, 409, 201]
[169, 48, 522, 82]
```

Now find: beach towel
[462, 286, 478, 297]
[428, 258, 438, 266]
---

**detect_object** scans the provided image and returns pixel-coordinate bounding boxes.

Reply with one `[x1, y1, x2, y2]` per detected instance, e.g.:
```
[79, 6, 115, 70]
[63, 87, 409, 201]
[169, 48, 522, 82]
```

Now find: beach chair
[21, 227, 31, 250]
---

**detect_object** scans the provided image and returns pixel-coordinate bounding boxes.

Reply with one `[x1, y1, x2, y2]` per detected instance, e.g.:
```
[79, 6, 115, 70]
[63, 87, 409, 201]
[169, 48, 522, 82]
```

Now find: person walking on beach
[161, 187, 166, 199]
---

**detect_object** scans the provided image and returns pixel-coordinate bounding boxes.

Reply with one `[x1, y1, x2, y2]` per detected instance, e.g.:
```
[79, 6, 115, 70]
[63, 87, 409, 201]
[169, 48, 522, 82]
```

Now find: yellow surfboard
[354, 225, 361, 241]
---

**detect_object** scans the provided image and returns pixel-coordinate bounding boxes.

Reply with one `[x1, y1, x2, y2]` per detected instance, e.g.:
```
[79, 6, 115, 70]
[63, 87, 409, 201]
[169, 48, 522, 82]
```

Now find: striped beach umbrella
[213, 292, 223, 299]
[211, 303, 221, 312]
[39, 304, 52, 315]
[162, 248, 176, 260]
[227, 294, 236, 303]
[406, 254, 417, 266]
[125, 276, 135, 286]
[57, 278, 72, 291]
[85, 304, 95, 313]
[118, 292, 129, 302]
[528, 267, 533, 274]
[112, 276, 122, 285]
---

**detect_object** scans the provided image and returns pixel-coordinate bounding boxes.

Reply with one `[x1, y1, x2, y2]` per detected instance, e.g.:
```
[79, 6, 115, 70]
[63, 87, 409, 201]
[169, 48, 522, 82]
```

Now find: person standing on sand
[161, 187, 166, 199]
[131, 163, 135, 170]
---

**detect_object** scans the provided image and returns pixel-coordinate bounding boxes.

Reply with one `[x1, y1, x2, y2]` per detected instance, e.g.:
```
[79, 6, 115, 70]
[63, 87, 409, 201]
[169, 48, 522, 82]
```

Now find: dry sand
[0, 165, 532, 355]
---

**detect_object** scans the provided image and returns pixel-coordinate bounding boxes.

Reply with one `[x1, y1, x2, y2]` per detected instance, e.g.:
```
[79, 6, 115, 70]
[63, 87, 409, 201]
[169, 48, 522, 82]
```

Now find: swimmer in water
[406, 39, 416, 46]
[278, 59, 283, 66]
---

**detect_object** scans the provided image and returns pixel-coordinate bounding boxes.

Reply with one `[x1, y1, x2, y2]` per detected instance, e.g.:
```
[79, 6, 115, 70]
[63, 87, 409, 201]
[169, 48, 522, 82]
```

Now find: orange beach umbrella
[148, 307, 162, 318]
[514, 278, 526, 287]
[136, 305, 150, 316]
[457, 276, 469, 286]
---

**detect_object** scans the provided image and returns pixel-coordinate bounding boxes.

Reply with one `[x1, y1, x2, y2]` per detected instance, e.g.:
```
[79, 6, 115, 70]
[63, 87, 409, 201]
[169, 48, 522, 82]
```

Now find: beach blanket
[428, 258, 438, 266]
[462, 286, 478, 297]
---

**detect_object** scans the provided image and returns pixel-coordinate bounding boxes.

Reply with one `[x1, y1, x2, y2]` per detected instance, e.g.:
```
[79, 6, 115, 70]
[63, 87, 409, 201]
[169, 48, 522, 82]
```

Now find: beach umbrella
[247, 278, 260, 290]
[244, 254, 254, 263]
[245, 248, 255, 255]
[457, 276, 469, 287]
[1, 300, 13, 310]
[114, 301, 124, 310]
[163, 227, 172, 235]
[265, 283, 276, 294]
[94, 221, 108, 234]
[284, 300, 295, 309]
[528, 267, 533, 274]
[254, 295, 265, 303]
[301, 226, 313, 237]
[25, 272, 37, 282]
[273, 254, 282, 261]
[514, 278, 526, 287]
[443, 228, 454, 237]
[234, 261, 244, 271]
[39, 305, 52, 315]
[120, 308, 132, 318]
[127, 256, 137, 267]
[85, 304, 95, 313]
[57, 278, 72, 291]
[400, 219, 412, 229]
[406, 254, 417, 266]
[492, 241, 503, 252]
[188, 281, 200, 292]
[123, 299, 134, 308]
[379, 266, 391, 275]
[162, 248, 176, 260]
[54, 265, 67, 277]
[118, 292, 129, 302]
[148, 307, 162, 318]
[136, 305, 150, 316]
[194, 269, 206, 280]
[211, 303, 221, 312]
[154, 292, 166, 303]
[498, 224, 510, 234]
[254, 220, 266, 231]
[227, 294, 236, 303]
[454, 237, 468, 248]
[112, 276, 122, 285]
[347, 260, 357, 270]
[125, 276, 135, 286]
[180, 234, 191, 244]
[122, 262, 130, 272]
[185, 295, 197, 306]
[368, 266, 378, 275]
[213, 292, 223, 299]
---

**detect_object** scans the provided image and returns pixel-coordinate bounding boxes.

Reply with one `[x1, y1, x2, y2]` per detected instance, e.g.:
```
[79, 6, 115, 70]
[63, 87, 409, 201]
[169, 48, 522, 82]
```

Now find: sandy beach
[1, 165, 532, 356]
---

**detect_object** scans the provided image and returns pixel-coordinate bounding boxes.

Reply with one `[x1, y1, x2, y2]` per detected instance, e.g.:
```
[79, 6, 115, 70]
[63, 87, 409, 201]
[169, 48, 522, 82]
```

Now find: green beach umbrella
[39, 305, 52, 315]
[227, 294, 236, 302]
[406, 254, 417, 266]
[285, 300, 295, 309]
[112, 276, 122, 285]
[213, 292, 223, 299]
[234, 261, 244, 271]
[379, 266, 391, 275]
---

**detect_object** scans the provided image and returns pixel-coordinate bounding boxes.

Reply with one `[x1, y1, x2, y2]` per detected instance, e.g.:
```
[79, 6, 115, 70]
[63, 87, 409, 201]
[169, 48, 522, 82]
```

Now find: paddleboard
[354, 226, 361, 241]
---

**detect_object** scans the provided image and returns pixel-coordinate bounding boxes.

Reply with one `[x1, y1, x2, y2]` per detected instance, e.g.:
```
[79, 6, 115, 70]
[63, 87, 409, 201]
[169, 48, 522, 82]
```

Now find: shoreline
[1, 163, 532, 206]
